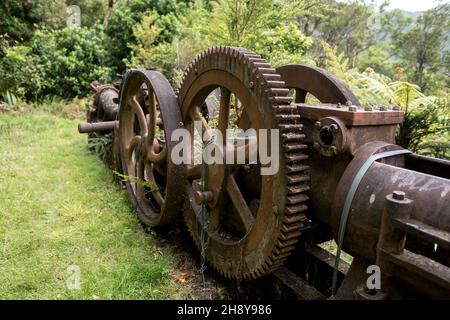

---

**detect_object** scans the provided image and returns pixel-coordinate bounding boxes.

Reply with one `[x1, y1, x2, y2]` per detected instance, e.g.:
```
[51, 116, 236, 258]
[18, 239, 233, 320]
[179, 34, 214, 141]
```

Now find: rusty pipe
[78, 121, 117, 134]
[332, 145, 450, 262]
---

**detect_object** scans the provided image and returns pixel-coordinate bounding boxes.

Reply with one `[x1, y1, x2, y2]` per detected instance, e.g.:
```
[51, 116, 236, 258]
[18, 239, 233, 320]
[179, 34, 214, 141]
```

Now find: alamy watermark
[66, 265, 81, 290]
[66, 5, 81, 28]
[366, 265, 381, 290]
[170, 121, 280, 175]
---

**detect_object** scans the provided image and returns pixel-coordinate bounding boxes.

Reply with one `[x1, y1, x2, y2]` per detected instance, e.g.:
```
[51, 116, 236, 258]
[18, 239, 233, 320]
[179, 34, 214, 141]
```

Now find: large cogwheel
[178, 46, 310, 280]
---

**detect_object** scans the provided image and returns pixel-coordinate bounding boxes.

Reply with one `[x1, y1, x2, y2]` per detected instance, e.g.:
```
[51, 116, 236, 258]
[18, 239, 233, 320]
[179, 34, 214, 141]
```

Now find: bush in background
[0, 26, 112, 100]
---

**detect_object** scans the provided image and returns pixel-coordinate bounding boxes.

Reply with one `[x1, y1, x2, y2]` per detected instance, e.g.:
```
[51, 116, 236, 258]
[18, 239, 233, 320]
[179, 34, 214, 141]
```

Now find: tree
[301, 0, 378, 68]
[128, 0, 314, 85]
[391, 3, 450, 94]
[105, 0, 188, 73]
[0, 0, 66, 51]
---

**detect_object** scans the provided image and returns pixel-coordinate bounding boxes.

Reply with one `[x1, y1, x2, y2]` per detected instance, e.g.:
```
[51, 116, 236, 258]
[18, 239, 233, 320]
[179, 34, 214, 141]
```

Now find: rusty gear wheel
[119, 69, 185, 227]
[178, 46, 310, 280]
[276, 64, 360, 105]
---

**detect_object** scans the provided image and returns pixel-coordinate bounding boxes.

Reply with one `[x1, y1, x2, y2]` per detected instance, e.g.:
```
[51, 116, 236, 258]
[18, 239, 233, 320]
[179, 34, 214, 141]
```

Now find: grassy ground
[0, 109, 188, 299]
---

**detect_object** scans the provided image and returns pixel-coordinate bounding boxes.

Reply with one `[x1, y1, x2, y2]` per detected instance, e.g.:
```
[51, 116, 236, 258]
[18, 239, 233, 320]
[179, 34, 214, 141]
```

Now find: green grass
[0, 110, 185, 299]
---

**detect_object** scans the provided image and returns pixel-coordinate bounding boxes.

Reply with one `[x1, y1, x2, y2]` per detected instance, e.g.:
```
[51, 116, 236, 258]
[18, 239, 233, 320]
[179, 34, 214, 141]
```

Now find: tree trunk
[103, 0, 115, 29]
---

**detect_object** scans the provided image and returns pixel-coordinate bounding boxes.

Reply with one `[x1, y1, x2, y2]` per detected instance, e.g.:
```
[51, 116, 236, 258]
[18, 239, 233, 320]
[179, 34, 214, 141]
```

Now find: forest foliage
[0, 0, 449, 158]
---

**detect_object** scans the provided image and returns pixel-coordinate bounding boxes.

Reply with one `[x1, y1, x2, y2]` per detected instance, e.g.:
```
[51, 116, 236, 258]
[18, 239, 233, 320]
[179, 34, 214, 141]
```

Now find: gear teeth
[282, 133, 306, 141]
[263, 73, 281, 81]
[258, 67, 277, 74]
[287, 184, 310, 194]
[284, 143, 308, 152]
[286, 174, 310, 185]
[287, 193, 309, 205]
[285, 153, 308, 162]
[280, 124, 303, 132]
[248, 58, 266, 63]
[270, 96, 293, 104]
[276, 114, 301, 122]
[286, 164, 309, 173]
[273, 245, 296, 255]
[285, 204, 308, 215]
[269, 88, 290, 95]
[267, 80, 286, 87]
[273, 105, 297, 112]
[276, 238, 299, 247]
[280, 230, 302, 241]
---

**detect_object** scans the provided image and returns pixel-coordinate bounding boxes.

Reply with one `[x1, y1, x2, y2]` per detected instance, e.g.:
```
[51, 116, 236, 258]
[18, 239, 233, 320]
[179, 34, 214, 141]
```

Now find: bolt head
[380, 106, 387, 111]
[330, 146, 338, 154]
[349, 106, 357, 112]
[364, 106, 373, 111]
[330, 124, 339, 132]
[393, 105, 401, 111]
[315, 121, 322, 129]
[392, 190, 405, 201]
[336, 103, 342, 108]
[346, 101, 352, 107]
[194, 190, 213, 204]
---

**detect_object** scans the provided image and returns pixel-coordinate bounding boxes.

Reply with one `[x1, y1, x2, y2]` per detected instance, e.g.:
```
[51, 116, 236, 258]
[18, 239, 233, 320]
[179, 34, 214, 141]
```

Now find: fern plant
[0, 91, 22, 105]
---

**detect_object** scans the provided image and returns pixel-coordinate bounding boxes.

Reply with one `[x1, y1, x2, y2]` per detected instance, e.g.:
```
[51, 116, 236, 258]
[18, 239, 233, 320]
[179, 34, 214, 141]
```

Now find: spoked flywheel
[119, 69, 185, 227]
[178, 46, 310, 280]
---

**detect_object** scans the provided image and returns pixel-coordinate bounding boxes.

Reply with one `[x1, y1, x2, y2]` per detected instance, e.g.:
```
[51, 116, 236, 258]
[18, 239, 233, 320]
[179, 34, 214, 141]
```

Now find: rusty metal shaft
[78, 121, 117, 134]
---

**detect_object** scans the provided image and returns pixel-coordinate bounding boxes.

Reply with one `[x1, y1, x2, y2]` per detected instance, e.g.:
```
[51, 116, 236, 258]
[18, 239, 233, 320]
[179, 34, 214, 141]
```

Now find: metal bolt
[313, 142, 320, 150]
[364, 106, 373, 111]
[315, 121, 322, 129]
[330, 146, 338, 154]
[249, 81, 254, 89]
[330, 124, 339, 133]
[336, 103, 342, 108]
[349, 106, 357, 112]
[194, 191, 213, 204]
[346, 101, 352, 107]
[393, 105, 401, 111]
[380, 106, 387, 111]
[392, 190, 405, 201]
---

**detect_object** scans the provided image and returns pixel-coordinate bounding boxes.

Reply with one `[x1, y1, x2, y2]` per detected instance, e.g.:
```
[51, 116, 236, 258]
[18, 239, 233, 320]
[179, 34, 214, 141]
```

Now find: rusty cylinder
[333, 160, 450, 262]
[78, 121, 117, 134]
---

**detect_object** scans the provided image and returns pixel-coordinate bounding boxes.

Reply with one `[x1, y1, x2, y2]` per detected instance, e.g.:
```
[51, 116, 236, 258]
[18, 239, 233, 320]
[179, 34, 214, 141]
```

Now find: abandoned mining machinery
[78, 46, 450, 299]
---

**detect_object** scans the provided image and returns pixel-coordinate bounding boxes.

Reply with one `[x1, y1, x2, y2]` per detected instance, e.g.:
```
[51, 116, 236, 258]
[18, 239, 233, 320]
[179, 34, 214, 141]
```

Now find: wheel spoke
[187, 164, 201, 180]
[145, 162, 165, 208]
[227, 137, 258, 170]
[191, 106, 211, 141]
[226, 174, 254, 231]
[129, 97, 148, 136]
[237, 111, 251, 130]
[149, 144, 167, 164]
[208, 207, 221, 233]
[147, 89, 157, 146]
[218, 87, 231, 142]
[127, 135, 141, 161]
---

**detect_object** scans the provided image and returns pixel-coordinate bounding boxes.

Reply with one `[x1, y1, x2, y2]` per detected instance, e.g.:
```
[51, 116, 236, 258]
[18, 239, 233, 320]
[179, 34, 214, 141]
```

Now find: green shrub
[0, 45, 44, 101]
[0, 26, 112, 100]
[106, 0, 187, 73]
